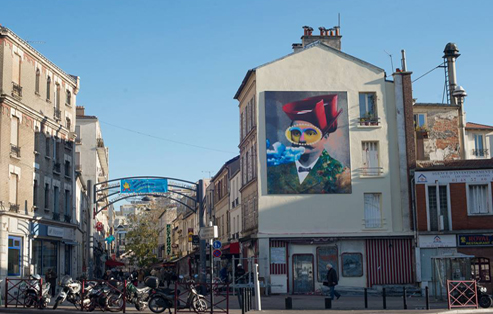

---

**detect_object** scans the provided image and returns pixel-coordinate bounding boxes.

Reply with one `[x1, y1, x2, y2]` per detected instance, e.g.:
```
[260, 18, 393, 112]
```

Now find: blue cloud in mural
[266, 141, 305, 166]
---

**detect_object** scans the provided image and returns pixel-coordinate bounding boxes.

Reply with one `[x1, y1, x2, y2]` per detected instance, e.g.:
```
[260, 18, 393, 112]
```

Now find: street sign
[213, 249, 222, 258]
[199, 226, 218, 240]
[192, 235, 200, 245]
[213, 240, 222, 249]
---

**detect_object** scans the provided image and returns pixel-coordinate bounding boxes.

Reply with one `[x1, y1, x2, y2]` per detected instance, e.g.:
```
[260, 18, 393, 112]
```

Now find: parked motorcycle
[53, 275, 84, 309]
[85, 280, 123, 312]
[125, 277, 152, 311]
[148, 276, 207, 314]
[477, 283, 492, 308]
[23, 274, 51, 309]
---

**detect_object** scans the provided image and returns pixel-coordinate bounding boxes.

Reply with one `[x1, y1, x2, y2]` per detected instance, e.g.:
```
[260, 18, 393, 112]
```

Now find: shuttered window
[362, 141, 379, 176]
[9, 173, 18, 205]
[364, 193, 382, 228]
[11, 117, 19, 146]
[468, 184, 491, 215]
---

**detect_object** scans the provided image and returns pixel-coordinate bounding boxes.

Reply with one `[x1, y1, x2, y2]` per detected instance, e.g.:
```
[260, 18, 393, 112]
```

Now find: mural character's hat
[282, 94, 342, 134]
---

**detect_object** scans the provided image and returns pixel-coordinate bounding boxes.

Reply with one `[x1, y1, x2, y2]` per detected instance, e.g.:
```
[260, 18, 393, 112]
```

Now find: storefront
[31, 223, 77, 279]
[1, 216, 31, 280]
[457, 234, 493, 293]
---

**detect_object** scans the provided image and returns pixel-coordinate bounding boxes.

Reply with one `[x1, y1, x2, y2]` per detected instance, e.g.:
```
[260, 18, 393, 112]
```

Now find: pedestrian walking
[325, 263, 341, 300]
[45, 268, 57, 297]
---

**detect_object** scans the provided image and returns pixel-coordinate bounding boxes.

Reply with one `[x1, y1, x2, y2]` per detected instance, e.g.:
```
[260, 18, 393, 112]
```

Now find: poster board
[316, 246, 338, 282]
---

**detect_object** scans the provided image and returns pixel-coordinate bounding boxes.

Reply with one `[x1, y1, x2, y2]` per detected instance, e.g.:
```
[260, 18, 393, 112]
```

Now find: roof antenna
[338, 13, 341, 28]
[384, 50, 394, 76]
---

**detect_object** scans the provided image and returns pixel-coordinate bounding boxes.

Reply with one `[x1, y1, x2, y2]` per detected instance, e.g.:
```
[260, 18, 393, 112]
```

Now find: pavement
[0, 293, 492, 314]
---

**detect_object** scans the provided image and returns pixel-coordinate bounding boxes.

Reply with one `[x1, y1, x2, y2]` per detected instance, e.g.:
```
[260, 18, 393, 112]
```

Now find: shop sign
[47, 226, 64, 237]
[188, 228, 193, 242]
[458, 234, 493, 247]
[416, 170, 493, 185]
[419, 235, 457, 248]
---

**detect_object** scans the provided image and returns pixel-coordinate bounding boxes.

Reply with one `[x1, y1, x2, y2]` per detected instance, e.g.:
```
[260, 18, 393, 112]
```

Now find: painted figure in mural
[267, 94, 351, 194]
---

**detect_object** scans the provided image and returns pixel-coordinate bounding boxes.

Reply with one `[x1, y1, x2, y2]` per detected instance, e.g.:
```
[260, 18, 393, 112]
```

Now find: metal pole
[253, 264, 261, 310]
[364, 288, 368, 309]
[426, 286, 430, 310]
[403, 287, 407, 309]
[209, 224, 214, 314]
[382, 288, 386, 309]
[4, 279, 7, 308]
[241, 288, 245, 314]
[198, 180, 207, 284]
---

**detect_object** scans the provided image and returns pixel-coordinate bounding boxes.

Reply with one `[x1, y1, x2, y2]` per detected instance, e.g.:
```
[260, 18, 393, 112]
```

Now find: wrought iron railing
[9, 204, 20, 213]
[472, 148, 489, 157]
[64, 214, 72, 223]
[52, 212, 60, 221]
[361, 167, 384, 176]
[12, 82, 22, 98]
[359, 116, 380, 126]
[10, 144, 21, 158]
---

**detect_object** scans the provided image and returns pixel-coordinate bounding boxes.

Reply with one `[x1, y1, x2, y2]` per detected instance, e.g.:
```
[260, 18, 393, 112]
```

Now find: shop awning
[222, 242, 240, 254]
[105, 259, 125, 267]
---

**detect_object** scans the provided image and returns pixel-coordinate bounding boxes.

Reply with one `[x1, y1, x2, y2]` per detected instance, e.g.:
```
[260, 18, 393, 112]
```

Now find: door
[293, 254, 314, 293]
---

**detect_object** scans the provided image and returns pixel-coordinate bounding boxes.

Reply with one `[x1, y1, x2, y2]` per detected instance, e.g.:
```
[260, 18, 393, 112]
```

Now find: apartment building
[0, 25, 80, 280]
[234, 26, 414, 293]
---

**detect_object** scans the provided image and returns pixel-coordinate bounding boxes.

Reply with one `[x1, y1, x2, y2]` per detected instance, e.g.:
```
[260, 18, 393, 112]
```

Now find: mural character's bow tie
[298, 166, 312, 173]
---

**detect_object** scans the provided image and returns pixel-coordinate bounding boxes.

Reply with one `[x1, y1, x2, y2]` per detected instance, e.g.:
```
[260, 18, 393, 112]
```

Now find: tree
[126, 209, 164, 268]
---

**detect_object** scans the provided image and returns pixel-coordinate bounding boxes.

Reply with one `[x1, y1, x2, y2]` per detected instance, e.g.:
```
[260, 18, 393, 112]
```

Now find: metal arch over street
[93, 176, 200, 218]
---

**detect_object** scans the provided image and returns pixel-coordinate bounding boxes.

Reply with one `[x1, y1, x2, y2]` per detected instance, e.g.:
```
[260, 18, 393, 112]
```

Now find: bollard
[247, 288, 251, 312]
[285, 297, 292, 309]
[403, 287, 407, 309]
[325, 297, 332, 309]
[364, 288, 368, 309]
[382, 288, 387, 310]
[425, 287, 430, 310]
[241, 288, 245, 314]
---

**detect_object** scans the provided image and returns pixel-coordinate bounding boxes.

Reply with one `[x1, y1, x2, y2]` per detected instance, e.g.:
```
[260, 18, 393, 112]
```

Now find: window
[246, 151, 251, 181]
[362, 141, 379, 176]
[53, 138, 57, 161]
[65, 190, 71, 216]
[427, 185, 450, 231]
[468, 184, 491, 215]
[44, 183, 50, 208]
[359, 93, 377, 124]
[45, 136, 50, 156]
[66, 90, 71, 106]
[364, 193, 382, 228]
[35, 68, 40, 94]
[241, 111, 246, 140]
[32, 239, 57, 276]
[9, 173, 18, 205]
[8, 236, 22, 276]
[54, 186, 59, 214]
[33, 179, 38, 208]
[474, 134, 485, 157]
[414, 113, 426, 129]
[12, 53, 21, 85]
[55, 83, 61, 109]
[46, 76, 51, 100]
[64, 160, 71, 177]
[472, 258, 491, 282]
[11, 117, 19, 157]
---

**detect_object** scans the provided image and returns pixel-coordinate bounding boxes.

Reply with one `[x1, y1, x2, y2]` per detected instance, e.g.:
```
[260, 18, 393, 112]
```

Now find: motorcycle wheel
[24, 293, 36, 308]
[479, 295, 492, 308]
[135, 301, 147, 311]
[107, 294, 124, 312]
[192, 297, 208, 314]
[53, 297, 63, 309]
[148, 296, 170, 313]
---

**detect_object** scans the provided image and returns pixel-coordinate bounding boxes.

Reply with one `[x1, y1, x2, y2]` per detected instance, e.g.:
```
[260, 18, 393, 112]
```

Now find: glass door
[293, 254, 314, 293]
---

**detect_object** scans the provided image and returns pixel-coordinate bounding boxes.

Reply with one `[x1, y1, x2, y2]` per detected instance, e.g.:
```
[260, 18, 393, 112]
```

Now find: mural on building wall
[265, 92, 351, 194]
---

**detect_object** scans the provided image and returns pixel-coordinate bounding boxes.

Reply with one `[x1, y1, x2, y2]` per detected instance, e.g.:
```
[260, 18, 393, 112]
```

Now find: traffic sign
[199, 226, 218, 240]
[192, 235, 200, 245]
[213, 249, 222, 258]
[213, 240, 222, 249]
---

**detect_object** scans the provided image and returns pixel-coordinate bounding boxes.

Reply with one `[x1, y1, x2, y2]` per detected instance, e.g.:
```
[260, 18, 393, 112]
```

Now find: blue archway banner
[120, 178, 168, 194]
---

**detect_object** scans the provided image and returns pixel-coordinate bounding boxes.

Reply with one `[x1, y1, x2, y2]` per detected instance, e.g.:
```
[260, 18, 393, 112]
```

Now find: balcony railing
[64, 214, 72, 223]
[9, 204, 20, 213]
[472, 148, 489, 157]
[97, 138, 105, 148]
[53, 162, 61, 174]
[359, 116, 380, 126]
[10, 144, 21, 158]
[12, 83, 22, 98]
[52, 212, 60, 221]
[361, 167, 384, 177]
[54, 108, 61, 120]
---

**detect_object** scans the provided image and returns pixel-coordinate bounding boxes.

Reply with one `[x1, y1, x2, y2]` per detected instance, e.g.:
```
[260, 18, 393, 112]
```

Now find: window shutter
[11, 117, 19, 145]
[12, 53, 20, 84]
[9, 174, 17, 204]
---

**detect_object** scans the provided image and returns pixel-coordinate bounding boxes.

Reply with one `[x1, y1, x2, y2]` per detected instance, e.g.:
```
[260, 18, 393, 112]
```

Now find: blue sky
[2, 0, 492, 182]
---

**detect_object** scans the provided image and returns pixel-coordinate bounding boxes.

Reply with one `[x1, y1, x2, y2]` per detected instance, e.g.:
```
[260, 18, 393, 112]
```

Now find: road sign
[199, 226, 218, 240]
[213, 240, 222, 249]
[192, 235, 200, 245]
[213, 249, 222, 258]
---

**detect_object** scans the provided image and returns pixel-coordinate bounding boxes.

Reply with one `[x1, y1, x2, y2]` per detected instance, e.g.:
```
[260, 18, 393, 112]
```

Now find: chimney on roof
[443, 43, 460, 106]
[294, 25, 342, 52]
[76, 106, 85, 116]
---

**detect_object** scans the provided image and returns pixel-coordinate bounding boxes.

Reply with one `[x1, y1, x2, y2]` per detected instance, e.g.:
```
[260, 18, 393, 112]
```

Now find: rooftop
[466, 122, 493, 130]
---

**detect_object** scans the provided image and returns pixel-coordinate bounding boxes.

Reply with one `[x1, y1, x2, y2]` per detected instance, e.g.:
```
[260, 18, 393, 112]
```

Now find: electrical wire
[99, 120, 236, 154]
[412, 62, 443, 83]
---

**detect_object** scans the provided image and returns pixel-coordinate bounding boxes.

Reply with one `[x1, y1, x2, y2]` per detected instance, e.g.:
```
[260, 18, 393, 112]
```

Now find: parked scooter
[23, 274, 51, 309]
[125, 275, 152, 311]
[477, 282, 492, 308]
[53, 275, 84, 309]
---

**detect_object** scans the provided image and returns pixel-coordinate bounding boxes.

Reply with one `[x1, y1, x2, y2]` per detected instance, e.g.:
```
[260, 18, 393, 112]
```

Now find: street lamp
[453, 86, 467, 159]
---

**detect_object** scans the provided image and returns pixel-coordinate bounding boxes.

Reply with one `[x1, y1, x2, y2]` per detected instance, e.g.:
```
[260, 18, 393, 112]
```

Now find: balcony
[10, 144, 21, 158]
[52, 213, 60, 221]
[9, 204, 20, 213]
[359, 115, 380, 126]
[360, 167, 383, 177]
[11, 83, 22, 99]
[472, 148, 489, 157]
[64, 214, 72, 223]
[53, 162, 61, 174]
[54, 108, 61, 120]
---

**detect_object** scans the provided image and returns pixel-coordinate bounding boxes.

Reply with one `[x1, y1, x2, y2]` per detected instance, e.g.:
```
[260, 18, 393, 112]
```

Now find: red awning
[222, 242, 240, 254]
[105, 259, 125, 267]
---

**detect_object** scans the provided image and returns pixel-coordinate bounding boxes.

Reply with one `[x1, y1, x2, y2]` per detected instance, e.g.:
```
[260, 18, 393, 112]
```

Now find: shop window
[342, 253, 363, 277]
[8, 236, 22, 276]
[472, 257, 491, 282]
[32, 240, 58, 276]
[468, 184, 491, 215]
[427, 185, 450, 231]
[364, 193, 382, 228]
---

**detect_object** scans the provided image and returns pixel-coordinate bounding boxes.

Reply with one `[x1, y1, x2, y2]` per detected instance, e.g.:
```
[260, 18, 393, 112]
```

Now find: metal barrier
[239, 287, 253, 314]
[80, 279, 127, 313]
[173, 281, 229, 314]
[4, 278, 42, 308]
[447, 280, 478, 309]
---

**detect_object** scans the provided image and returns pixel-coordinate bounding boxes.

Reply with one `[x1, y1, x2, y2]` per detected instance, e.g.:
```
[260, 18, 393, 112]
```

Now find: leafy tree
[126, 209, 164, 268]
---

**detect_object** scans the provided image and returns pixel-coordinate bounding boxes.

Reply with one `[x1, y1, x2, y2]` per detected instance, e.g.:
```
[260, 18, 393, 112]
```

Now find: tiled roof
[466, 122, 493, 130]
[417, 159, 493, 171]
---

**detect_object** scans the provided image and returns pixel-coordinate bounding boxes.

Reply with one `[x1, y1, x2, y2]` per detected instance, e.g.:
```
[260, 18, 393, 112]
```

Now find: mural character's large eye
[285, 124, 322, 145]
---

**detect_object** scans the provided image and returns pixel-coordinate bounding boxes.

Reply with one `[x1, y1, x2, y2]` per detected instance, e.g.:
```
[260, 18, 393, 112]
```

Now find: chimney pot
[76, 106, 85, 116]
[335, 26, 340, 36]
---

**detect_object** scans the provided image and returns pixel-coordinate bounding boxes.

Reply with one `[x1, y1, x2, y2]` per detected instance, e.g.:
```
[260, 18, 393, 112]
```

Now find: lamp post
[453, 86, 467, 159]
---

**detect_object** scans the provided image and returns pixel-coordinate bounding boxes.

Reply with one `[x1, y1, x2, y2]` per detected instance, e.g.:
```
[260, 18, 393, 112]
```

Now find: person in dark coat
[45, 268, 57, 297]
[326, 263, 341, 300]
